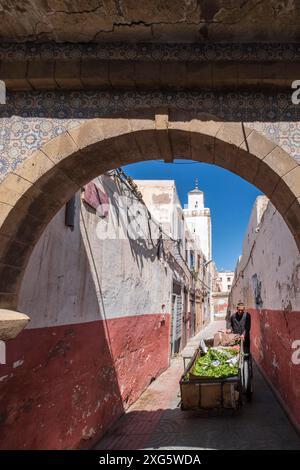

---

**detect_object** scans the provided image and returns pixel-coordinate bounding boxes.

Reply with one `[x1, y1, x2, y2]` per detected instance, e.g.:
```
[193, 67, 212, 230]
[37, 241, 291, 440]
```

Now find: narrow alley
[1, 5, 300, 455]
[95, 322, 300, 451]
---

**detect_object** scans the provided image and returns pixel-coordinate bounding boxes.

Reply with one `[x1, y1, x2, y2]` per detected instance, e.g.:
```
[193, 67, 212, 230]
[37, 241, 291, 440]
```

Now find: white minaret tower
[183, 178, 212, 261]
[187, 177, 204, 211]
[184, 178, 214, 322]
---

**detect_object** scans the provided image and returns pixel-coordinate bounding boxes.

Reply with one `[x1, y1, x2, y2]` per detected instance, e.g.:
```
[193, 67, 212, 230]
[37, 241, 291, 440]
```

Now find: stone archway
[0, 112, 299, 316]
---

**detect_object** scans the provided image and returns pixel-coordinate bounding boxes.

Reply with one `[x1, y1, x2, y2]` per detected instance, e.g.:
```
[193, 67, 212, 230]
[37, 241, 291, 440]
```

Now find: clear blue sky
[123, 159, 262, 271]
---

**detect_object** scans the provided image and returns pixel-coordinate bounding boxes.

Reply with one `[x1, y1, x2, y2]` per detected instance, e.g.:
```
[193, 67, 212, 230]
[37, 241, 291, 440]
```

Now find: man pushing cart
[226, 301, 251, 354]
[226, 301, 253, 402]
[180, 302, 253, 410]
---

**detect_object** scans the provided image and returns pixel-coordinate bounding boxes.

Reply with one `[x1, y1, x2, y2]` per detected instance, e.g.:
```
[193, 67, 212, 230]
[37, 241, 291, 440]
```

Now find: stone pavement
[95, 322, 300, 450]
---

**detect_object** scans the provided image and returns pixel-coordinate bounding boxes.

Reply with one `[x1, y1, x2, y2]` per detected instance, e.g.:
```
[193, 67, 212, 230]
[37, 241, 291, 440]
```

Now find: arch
[0, 113, 299, 311]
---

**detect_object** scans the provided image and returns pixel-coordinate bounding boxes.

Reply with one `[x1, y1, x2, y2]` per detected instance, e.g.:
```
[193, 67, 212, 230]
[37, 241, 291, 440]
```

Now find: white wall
[218, 272, 234, 293]
[184, 213, 211, 260]
[18, 176, 178, 329]
[230, 196, 300, 312]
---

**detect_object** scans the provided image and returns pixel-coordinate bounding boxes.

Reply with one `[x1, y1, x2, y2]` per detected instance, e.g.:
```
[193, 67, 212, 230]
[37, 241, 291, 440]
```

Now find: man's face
[237, 306, 245, 315]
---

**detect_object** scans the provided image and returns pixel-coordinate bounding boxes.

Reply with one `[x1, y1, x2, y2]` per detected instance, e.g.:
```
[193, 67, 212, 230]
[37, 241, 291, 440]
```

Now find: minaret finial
[195, 177, 199, 190]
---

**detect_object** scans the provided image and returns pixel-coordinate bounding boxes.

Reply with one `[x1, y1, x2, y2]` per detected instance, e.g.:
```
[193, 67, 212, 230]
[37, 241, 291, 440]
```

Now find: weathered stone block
[186, 62, 212, 88]
[68, 120, 105, 150]
[24, 191, 64, 222]
[0, 309, 30, 341]
[56, 141, 122, 186]
[285, 198, 300, 250]
[55, 60, 82, 89]
[27, 60, 56, 89]
[134, 61, 160, 89]
[263, 146, 298, 177]
[190, 120, 224, 139]
[237, 62, 262, 86]
[261, 62, 284, 80]
[0, 234, 12, 260]
[0, 186, 22, 207]
[213, 62, 238, 87]
[169, 129, 191, 159]
[191, 133, 214, 164]
[214, 140, 238, 171]
[81, 60, 110, 88]
[35, 169, 80, 206]
[0, 239, 30, 268]
[160, 62, 187, 88]
[100, 118, 132, 140]
[0, 61, 30, 90]
[216, 122, 252, 148]
[283, 166, 300, 198]
[128, 114, 156, 133]
[0, 203, 13, 231]
[254, 161, 281, 197]
[156, 130, 173, 163]
[153, 112, 172, 162]
[270, 179, 296, 216]
[234, 148, 260, 183]
[41, 131, 79, 165]
[1, 174, 32, 197]
[109, 61, 135, 88]
[240, 131, 277, 160]
[13, 150, 54, 184]
[0, 264, 22, 293]
[131, 129, 161, 162]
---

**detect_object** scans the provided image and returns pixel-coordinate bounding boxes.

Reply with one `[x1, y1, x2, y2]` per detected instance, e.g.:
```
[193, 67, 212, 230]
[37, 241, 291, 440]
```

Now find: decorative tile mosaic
[0, 90, 299, 182]
[1, 43, 300, 62]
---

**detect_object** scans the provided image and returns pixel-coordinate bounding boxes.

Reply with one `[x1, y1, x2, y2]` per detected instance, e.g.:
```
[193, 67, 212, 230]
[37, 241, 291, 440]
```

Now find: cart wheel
[237, 370, 244, 407]
[243, 358, 253, 402]
[249, 353, 253, 379]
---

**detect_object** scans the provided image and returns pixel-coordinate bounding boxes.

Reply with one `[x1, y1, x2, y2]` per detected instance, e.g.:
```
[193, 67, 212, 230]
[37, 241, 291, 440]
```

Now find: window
[190, 251, 195, 269]
[227, 285, 231, 291]
[227, 277, 231, 282]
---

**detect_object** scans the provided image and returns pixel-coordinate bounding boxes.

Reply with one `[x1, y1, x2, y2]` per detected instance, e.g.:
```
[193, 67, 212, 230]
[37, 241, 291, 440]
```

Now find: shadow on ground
[95, 364, 300, 450]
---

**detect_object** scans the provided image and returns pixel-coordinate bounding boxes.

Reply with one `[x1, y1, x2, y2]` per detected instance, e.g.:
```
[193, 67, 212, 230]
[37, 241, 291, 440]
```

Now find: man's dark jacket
[227, 311, 251, 352]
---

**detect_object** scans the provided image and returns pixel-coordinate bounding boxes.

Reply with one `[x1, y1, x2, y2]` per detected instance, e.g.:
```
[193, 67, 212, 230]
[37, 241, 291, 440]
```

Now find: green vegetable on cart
[189, 347, 239, 379]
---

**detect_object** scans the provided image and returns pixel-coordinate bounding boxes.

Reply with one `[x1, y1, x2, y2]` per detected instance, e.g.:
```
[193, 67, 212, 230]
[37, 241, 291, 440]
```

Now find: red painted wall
[250, 308, 300, 430]
[0, 313, 170, 449]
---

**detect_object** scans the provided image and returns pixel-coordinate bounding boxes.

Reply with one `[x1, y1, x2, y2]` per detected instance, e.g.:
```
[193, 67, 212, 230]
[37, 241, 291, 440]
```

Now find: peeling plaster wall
[231, 196, 300, 311]
[0, 174, 174, 449]
[18, 182, 173, 328]
[230, 196, 300, 429]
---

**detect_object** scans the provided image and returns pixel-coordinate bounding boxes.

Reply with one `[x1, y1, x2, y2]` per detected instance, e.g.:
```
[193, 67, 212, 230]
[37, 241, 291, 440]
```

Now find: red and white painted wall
[230, 195, 300, 430]
[0, 174, 183, 449]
